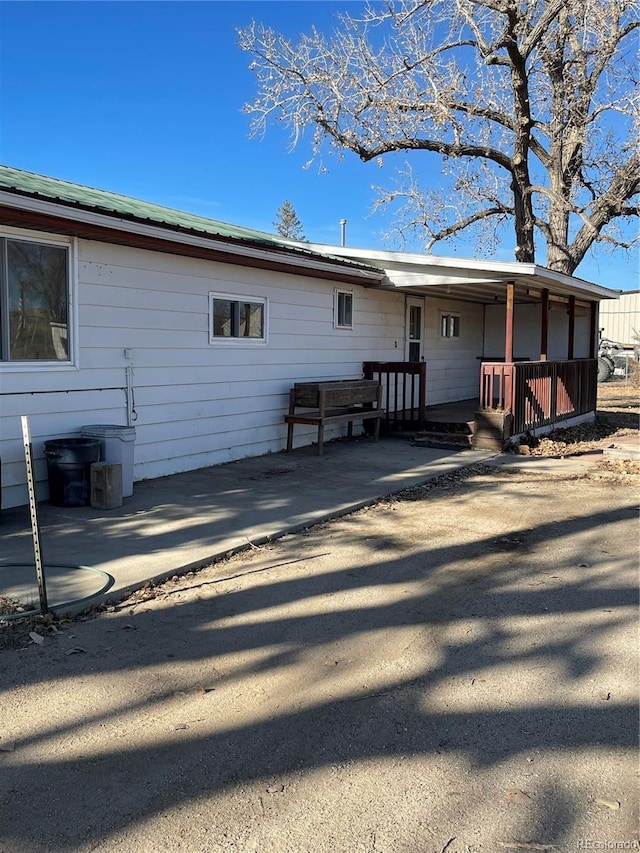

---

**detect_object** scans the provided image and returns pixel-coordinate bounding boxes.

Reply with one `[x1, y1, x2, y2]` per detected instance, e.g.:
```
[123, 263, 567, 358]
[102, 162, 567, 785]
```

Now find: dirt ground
[1, 380, 638, 853]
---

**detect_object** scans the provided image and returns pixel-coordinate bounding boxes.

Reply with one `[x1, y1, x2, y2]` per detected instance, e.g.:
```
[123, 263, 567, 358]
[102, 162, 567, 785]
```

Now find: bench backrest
[293, 379, 380, 408]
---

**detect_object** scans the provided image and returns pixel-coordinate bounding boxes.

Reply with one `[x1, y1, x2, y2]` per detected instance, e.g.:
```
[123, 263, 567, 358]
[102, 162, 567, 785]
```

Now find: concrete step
[412, 431, 474, 451]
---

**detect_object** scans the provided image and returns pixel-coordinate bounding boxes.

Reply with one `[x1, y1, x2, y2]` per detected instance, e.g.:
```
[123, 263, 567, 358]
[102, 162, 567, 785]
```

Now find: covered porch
[347, 250, 616, 448]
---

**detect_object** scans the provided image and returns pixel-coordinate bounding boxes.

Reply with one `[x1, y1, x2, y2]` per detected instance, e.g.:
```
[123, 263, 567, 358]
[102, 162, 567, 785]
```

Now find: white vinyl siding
[422, 297, 484, 404]
[0, 235, 403, 508]
[483, 303, 592, 360]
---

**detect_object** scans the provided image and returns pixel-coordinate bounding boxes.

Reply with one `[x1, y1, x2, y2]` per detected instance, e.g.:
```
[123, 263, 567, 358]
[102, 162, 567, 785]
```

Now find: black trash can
[44, 438, 101, 507]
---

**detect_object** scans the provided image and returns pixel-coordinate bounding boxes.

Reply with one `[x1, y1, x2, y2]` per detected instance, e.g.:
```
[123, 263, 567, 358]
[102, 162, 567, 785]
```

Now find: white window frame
[0, 228, 77, 372]
[208, 291, 268, 345]
[334, 288, 353, 330]
[440, 312, 460, 339]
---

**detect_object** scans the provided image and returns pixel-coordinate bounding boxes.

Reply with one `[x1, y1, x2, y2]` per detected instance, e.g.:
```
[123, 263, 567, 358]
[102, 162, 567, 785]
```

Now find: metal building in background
[599, 290, 640, 346]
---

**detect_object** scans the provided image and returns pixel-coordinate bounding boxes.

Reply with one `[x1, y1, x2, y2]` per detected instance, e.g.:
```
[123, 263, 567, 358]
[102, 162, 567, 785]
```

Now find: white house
[0, 165, 618, 509]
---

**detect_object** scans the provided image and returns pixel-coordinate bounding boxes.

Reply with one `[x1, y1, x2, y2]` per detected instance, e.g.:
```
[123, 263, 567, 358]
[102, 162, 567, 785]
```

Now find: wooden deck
[422, 399, 478, 426]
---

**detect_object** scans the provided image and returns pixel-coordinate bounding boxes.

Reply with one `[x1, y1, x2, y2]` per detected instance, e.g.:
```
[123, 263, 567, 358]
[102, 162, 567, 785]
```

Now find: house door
[406, 297, 424, 361]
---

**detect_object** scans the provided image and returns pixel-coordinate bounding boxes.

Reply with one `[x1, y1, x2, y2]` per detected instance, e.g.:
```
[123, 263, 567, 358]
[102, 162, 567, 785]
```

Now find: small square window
[209, 292, 266, 343]
[440, 313, 460, 338]
[335, 290, 353, 329]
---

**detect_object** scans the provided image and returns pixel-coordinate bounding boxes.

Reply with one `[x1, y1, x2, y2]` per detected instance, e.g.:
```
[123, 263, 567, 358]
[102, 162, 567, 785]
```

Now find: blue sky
[0, 0, 637, 290]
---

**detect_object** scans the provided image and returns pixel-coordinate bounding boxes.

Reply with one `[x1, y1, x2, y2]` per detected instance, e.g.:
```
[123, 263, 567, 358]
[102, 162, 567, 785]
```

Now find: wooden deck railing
[479, 362, 515, 412]
[480, 359, 598, 435]
[363, 361, 426, 430]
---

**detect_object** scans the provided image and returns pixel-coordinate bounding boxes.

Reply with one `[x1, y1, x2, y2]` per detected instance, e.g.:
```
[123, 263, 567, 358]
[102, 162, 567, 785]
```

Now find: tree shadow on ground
[0, 475, 637, 851]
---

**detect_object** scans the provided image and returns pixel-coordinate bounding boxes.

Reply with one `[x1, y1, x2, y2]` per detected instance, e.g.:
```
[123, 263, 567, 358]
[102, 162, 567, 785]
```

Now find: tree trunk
[546, 181, 575, 274]
[506, 11, 536, 265]
[512, 172, 536, 264]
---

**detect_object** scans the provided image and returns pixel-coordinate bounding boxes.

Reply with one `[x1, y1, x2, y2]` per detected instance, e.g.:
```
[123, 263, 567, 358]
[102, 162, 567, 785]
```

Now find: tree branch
[329, 127, 514, 171]
[425, 204, 513, 250]
[239, 0, 639, 274]
[563, 151, 640, 268]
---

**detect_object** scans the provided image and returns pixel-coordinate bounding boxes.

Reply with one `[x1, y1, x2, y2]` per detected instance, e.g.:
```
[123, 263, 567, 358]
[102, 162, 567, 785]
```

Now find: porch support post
[567, 295, 575, 359]
[589, 302, 599, 358]
[540, 288, 549, 361]
[505, 281, 515, 364]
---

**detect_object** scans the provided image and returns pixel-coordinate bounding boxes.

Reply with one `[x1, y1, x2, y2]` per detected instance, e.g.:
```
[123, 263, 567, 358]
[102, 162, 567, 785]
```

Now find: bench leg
[286, 421, 295, 452]
[374, 417, 381, 441]
[347, 420, 353, 439]
[317, 424, 325, 455]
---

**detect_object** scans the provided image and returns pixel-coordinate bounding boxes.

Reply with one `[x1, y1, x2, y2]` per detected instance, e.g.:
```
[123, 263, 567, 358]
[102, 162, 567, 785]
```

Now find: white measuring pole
[20, 416, 48, 615]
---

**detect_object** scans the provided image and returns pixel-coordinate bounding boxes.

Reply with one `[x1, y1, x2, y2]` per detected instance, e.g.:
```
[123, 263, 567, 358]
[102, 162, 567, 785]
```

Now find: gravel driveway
[1, 457, 638, 853]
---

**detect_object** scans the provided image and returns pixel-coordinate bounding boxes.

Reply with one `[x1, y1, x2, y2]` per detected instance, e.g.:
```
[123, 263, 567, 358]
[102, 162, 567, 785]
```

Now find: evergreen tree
[273, 200, 307, 241]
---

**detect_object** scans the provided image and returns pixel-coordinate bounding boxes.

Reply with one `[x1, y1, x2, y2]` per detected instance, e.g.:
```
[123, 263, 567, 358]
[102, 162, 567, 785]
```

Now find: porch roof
[303, 244, 620, 305]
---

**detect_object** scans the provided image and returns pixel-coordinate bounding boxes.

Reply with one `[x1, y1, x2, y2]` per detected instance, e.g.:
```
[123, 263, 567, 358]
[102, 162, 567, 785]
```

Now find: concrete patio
[1, 438, 496, 615]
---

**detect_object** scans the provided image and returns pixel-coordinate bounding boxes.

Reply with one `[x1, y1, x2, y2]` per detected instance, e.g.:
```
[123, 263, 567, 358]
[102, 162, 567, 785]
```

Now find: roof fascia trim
[303, 242, 618, 300]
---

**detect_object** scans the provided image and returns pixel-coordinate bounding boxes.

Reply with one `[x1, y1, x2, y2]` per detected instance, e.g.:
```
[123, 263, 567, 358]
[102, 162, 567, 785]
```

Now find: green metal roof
[0, 166, 386, 278]
[0, 164, 301, 248]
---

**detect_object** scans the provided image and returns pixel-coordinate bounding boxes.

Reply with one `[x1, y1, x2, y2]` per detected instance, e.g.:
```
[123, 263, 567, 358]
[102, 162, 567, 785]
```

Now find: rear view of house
[0, 165, 618, 509]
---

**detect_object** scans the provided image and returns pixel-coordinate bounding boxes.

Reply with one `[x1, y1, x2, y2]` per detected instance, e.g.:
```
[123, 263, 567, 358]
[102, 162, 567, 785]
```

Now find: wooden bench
[285, 379, 384, 455]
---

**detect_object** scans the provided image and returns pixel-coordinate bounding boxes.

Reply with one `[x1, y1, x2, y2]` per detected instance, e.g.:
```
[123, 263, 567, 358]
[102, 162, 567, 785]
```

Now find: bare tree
[273, 199, 307, 240]
[238, 0, 639, 275]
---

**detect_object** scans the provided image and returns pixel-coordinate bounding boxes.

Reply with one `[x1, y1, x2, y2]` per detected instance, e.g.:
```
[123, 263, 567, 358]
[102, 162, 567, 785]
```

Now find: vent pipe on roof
[339, 219, 347, 247]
